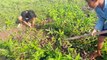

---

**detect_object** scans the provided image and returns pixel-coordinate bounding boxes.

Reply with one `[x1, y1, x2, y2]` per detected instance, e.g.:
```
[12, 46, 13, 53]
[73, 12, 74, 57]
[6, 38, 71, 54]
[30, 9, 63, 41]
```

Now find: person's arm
[22, 21, 32, 28]
[31, 17, 36, 27]
[18, 16, 23, 22]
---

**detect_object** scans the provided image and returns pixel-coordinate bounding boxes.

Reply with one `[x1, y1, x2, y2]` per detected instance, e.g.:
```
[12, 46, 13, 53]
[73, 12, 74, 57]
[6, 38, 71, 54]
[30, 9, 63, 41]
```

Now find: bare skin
[87, 0, 104, 9]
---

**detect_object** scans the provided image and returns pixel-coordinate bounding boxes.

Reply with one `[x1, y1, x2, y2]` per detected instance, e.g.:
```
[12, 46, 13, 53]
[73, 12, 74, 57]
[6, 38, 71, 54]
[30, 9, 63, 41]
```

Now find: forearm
[23, 21, 31, 27]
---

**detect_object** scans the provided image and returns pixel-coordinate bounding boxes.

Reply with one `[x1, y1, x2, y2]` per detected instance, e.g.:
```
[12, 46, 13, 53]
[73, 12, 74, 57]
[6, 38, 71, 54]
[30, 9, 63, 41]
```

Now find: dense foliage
[0, 0, 107, 60]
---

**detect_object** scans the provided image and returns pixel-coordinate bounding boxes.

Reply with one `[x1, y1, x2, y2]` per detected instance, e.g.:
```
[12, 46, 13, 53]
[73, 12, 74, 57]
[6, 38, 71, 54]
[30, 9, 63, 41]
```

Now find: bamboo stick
[67, 30, 107, 40]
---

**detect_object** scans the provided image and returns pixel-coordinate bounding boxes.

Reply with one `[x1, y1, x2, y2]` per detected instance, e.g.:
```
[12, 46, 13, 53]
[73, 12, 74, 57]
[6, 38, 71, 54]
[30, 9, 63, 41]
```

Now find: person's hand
[28, 24, 32, 28]
[28, 22, 32, 28]
[91, 29, 97, 36]
[29, 25, 32, 28]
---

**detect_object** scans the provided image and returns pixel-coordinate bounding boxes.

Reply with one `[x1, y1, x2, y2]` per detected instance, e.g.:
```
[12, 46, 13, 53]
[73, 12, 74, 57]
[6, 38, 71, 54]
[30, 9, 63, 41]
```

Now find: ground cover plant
[0, 0, 107, 60]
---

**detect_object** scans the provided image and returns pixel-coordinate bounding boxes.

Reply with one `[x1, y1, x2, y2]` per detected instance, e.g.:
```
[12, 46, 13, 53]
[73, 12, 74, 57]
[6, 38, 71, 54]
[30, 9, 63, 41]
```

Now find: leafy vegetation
[0, 0, 107, 60]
